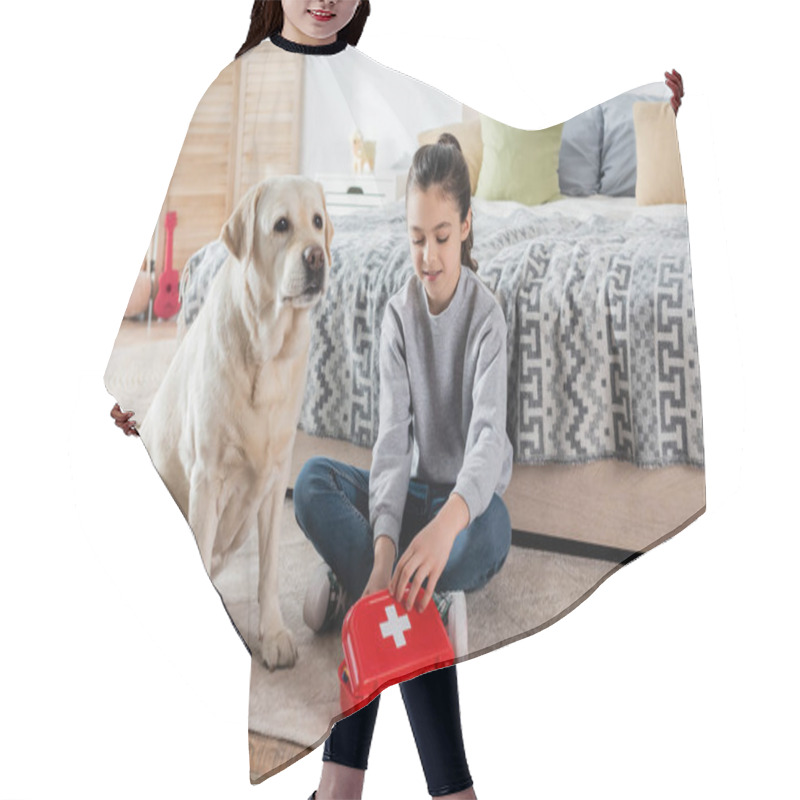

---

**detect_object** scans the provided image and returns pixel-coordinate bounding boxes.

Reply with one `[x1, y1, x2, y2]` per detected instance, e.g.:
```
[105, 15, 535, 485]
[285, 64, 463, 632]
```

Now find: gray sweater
[369, 265, 514, 552]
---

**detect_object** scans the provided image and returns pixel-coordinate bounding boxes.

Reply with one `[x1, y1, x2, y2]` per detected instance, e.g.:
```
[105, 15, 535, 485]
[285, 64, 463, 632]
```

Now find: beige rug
[228, 500, 614, 750]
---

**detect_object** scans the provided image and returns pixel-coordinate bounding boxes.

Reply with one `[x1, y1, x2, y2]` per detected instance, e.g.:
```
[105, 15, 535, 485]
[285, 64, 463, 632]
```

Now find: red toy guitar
[153, 211, 180, 320]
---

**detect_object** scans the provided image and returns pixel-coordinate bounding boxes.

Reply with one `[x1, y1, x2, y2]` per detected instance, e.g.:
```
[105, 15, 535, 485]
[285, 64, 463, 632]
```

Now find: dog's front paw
[259, 626, 298, 670]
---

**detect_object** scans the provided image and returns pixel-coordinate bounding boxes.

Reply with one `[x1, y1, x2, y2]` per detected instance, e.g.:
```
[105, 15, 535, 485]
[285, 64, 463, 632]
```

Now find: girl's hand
[389, 493, 469, 613]
[389, 518, 455, 613]
[665, 69, 684, 115]
[363, 561, 393, 598]
[111, 403, 139, 436]
[363, 535, 396, 597]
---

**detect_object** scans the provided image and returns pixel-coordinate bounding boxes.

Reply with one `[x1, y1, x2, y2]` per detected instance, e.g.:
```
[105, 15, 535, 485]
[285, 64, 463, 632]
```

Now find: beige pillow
[633, 101, 687, 205]
[417, 119, 484, 195]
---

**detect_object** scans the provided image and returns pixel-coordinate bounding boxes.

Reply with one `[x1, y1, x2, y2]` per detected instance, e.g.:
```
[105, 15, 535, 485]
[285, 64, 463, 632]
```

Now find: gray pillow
[599, 84, 668, 196]
[558, 105, 603, 196]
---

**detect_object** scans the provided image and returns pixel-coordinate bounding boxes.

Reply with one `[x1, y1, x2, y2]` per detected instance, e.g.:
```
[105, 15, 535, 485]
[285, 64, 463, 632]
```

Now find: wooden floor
[112, 316, 178, 347]
[249, 731, 316, 784]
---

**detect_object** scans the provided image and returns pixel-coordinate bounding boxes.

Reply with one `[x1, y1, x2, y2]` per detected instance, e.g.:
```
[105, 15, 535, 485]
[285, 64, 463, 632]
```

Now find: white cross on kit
[379, 604, 412, 648]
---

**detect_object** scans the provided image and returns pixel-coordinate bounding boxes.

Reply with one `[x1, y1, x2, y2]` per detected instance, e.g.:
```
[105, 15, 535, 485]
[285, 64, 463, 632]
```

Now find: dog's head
[221, 176, 334, 312]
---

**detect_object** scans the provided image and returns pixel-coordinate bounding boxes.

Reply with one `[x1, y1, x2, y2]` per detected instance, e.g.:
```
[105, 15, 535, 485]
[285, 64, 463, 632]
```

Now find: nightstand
[315, 173, 404, 214]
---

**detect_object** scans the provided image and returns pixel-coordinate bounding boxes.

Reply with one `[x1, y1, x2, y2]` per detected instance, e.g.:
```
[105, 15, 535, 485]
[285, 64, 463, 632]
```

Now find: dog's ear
[221, 182, 265, 263]
[317, 183, 334, 267]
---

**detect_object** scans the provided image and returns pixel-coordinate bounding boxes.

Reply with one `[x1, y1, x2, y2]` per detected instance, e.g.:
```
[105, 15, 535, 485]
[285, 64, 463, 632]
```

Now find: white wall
[300, 48, 463, 178]
[299, 60, 668, 183]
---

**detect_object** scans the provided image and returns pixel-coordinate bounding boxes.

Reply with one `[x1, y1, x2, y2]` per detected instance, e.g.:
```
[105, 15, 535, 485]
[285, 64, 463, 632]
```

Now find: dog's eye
[313, 214, 323, 230]
[274, 217, 290, 233]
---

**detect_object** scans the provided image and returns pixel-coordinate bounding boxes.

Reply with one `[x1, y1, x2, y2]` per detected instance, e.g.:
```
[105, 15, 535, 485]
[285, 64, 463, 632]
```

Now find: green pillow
[475, 115, 564, 205]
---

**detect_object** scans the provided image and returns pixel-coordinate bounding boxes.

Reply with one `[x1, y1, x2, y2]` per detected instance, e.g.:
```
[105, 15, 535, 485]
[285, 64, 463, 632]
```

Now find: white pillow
[558, 106, 604, 196]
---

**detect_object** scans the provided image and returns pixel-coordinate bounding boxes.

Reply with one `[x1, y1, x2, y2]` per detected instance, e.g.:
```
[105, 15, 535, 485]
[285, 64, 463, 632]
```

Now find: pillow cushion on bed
[599, 85, 667, 196]
[475, 115, 564, 206]
[633, 101, 687, 205]
[558, 105, 603, 196]
[418, 119, 483, 195]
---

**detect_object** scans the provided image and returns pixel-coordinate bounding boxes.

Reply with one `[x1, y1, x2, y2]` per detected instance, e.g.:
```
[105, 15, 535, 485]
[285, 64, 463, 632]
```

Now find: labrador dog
[139, 176, 333, 669]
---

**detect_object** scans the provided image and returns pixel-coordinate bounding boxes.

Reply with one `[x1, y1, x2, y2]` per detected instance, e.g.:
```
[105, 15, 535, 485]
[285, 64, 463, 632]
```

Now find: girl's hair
[236, 1, 371, 59]
[406, 132, 477, 272]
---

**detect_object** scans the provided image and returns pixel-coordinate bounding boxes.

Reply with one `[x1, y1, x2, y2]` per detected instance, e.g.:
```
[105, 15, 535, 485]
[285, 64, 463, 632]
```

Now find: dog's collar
[270, 33, 348, 56]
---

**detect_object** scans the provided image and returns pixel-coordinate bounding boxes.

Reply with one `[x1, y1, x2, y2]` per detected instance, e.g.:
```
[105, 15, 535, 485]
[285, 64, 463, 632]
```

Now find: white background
[1, 1, 797, 798]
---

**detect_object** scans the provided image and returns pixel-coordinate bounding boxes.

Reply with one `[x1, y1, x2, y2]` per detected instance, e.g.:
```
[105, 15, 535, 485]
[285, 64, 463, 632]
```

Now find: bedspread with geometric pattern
[179, 199, 703, 469]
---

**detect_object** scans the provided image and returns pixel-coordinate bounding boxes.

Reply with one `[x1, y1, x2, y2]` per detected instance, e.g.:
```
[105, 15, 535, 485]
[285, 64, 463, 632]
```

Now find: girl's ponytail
[236, 1, 372, 60]
[407, 133, 478, 272]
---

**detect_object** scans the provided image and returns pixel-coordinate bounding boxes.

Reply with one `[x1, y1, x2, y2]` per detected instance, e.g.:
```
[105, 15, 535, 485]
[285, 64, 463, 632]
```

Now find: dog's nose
[303, 245, 325, 273]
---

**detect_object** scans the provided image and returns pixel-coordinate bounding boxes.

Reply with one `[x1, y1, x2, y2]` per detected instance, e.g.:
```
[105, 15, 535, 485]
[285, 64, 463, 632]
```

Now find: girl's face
[281, 0, 361, 46]
[406, 186, 471, 316]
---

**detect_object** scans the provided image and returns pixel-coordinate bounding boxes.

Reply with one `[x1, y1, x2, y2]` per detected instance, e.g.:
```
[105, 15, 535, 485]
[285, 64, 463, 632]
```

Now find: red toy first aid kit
[338, 589, 454, 714]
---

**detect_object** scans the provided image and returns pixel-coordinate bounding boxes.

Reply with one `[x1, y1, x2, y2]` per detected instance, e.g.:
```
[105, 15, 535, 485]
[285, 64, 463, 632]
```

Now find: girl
[293, 132, 514, 800]
[236, 0, 369, 57]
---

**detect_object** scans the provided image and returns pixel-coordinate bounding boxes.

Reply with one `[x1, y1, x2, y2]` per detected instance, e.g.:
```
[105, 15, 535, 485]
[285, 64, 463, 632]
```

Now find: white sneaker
[303, 563, 349, 634]
[433, 590, 468, 659]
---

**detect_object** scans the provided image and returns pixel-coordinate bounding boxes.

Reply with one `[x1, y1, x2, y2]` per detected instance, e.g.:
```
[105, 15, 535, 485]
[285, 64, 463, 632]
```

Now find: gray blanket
[179, 200, 703, 469]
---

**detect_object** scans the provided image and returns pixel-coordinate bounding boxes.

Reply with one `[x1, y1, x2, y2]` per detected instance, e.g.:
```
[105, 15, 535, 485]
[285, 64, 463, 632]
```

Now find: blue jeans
[293, 456, 512, 796]
[293, 456, 512, 601]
